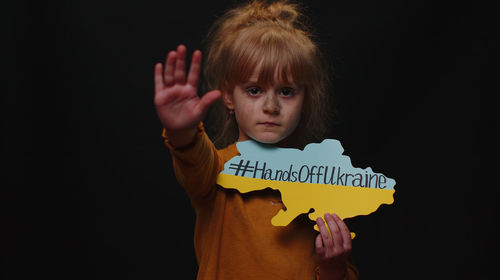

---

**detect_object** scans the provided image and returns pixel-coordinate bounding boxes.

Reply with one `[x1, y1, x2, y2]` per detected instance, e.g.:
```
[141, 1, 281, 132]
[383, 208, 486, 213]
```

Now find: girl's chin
[248, 133, 288, 144]
[238, 129, 291, 144]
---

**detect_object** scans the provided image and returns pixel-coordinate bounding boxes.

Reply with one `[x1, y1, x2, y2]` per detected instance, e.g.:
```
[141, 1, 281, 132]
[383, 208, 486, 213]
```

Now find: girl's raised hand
[315, 213, 352, 280]
[154, 45, 221, 133]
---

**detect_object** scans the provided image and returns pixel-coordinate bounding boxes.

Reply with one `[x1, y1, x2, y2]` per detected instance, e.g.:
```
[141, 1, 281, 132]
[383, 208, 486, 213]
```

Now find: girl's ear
[222, 89, 234, 110]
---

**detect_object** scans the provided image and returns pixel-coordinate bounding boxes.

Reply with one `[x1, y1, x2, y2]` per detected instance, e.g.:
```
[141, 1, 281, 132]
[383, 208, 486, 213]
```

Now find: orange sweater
[164, 125, 358, 280]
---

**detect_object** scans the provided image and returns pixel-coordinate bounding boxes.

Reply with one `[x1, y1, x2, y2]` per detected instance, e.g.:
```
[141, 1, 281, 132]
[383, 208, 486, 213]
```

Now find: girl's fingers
[316, 216, 333, 250]
[164, 50, 176, 87]
[174, 44, 187, 84]
[325, 213, 343, 253]
[154, 63, 164, 92]
[187, 50, 201, 87]
[332, 214, 352, 252]
[315, 233, 325, 256]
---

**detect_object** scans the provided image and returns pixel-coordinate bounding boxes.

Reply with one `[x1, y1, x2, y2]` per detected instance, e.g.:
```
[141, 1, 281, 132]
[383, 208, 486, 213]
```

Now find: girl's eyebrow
[240, 80, 299, 88]
[240, 79, 259, 86]
[245, 77, 259, 83]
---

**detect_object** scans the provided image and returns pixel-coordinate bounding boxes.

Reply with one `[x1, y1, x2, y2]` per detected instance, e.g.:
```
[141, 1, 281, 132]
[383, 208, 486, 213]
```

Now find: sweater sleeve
[162, 123, 221, 204]
[344, 256, 359, 280]
[315, 255, 359, 280]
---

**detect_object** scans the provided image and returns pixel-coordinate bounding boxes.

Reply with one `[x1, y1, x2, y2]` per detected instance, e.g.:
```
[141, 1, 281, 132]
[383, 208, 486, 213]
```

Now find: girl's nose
[262, 93, 280, 114]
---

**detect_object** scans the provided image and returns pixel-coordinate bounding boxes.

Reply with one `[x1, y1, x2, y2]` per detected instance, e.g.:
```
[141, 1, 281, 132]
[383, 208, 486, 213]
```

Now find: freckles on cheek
[235, 104, 248, 118]
[289, 102, 303, 121]
[236, 100, 255, 119]
[234, 110, 250, 132]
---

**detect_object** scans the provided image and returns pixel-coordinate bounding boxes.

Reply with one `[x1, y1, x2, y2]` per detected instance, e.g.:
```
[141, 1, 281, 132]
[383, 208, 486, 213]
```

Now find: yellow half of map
[217, 173, 395, 234]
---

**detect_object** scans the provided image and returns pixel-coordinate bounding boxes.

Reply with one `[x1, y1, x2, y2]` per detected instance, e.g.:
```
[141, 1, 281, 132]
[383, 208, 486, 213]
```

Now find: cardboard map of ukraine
[216, 139, 396, 233]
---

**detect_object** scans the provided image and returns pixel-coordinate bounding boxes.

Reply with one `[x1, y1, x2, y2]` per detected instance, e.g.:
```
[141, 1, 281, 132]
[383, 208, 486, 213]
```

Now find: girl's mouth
[260, 122, 280, 127]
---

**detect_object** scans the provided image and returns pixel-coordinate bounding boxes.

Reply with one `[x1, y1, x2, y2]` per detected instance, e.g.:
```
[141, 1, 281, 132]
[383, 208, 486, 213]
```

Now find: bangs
[225, 26, 315, 89]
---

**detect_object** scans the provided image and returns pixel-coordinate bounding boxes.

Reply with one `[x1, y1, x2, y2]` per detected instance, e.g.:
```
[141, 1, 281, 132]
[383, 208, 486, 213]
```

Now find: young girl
[154, 1, 358, 279]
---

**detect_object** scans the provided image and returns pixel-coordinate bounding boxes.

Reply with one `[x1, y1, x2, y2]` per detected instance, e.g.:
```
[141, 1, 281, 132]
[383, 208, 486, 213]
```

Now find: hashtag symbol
[229, 160, 255, 176]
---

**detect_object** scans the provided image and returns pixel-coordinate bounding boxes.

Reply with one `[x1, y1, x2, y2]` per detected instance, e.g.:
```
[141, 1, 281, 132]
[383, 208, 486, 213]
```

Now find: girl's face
[223, 66, 304, 144]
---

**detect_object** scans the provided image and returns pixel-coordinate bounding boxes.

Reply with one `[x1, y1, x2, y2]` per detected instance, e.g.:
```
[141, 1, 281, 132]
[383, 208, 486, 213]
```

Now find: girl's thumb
[198, 90, 221, 116]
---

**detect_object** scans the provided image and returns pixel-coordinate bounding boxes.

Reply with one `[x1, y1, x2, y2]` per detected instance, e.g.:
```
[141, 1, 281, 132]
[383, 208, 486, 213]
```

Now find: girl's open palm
[154, 45, 221, 131]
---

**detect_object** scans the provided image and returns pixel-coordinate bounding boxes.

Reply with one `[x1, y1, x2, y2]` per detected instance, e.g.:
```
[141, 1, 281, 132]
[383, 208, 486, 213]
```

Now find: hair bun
[268, 2, 298, 23]
[265, 1, 298, 24]
[242, 0, 301, 28]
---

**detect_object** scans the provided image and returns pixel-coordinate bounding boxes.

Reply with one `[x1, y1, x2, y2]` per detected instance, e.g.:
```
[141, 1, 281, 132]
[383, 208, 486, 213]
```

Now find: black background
[2, 0, 495, 279]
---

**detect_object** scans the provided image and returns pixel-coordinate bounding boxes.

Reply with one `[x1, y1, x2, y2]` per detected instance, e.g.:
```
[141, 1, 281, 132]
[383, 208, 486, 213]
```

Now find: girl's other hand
[315, 213, 352, 280]
[154, 44, 221, 133]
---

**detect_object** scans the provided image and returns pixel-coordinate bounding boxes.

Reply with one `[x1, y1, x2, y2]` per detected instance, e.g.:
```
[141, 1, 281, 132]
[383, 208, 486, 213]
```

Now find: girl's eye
[280, 87, 295, 97]
[246, 87, 262, 96]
